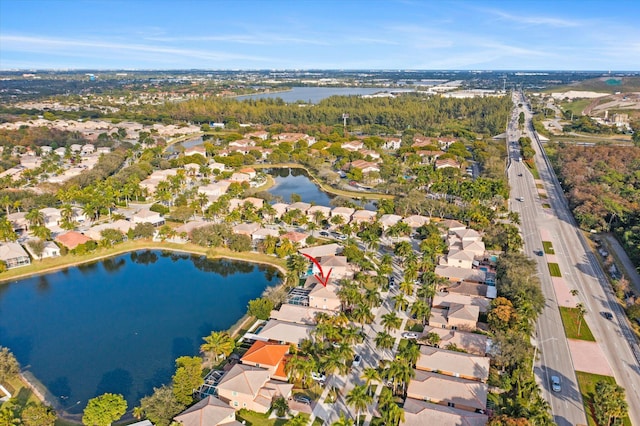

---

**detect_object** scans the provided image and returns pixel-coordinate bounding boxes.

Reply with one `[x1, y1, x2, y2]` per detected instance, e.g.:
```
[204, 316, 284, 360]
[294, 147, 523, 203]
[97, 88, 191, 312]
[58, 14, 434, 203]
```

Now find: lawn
[542, 203, 552, 209]
[548, 262, 562, 277]
[575, 371, 632, 426]
[542, 241, 555, 254]
[559, 307, 596, 341]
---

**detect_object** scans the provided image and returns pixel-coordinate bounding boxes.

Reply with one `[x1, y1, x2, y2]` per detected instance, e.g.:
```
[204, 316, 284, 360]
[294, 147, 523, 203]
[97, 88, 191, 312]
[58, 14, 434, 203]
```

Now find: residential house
[432, 292, 490, 314]
[216, 363, 293, 413]
[23, 239, 60, 259]
[230, 197, 263, 211]
[245, 131, 269, 141]
[412, 136, 436, 149]
[406, 370, 487, 413]
[199, 181, 231, 199]
[228, 139, 254, 148]
[443, 249, 475, 269]
[446, 282, 490, 298]
[55, 231, 91, 250]
[0, 242, 31, 268]
[271, 203, 289, 219]
[379, 214, 403, 230]
[209, 161, 227, 173]
[240, 341, 289, 381]
[330, 207, 354, 224]
[318, 255, 352, 280]
[349, 160, 380, 174]
[251, 227, 279, 242]
[299, 243, 342, 259]
[184, 146, 207, 157]
[342, 140, 364, 151]
[307, 205, 331, 224]
[429, 303, 479, 331]
[435, 158, 461, 170]
[351, 209, 377, 225]
[174, 395, 242, 426]
[81, 144, 95, 155]
[416, 150, 445, 164]
[229, 172, 251, 183]
[281, 231, 308, 247]
[269, 304, 335, 326]
[84, 220, 133, 241]
[40, 207, 62, 229]
[7, 212, 28, 232]
[256, 319, 314, 347]
[435, 265, 486, 284]
[420, 326, 489, 356]
[308, 280, 342, 311]
[238, 167, 257, 179]
[132, 209, 165, 227]
[439, 219, 467, 233]
[361, 149, 381, 160]
[287, 202, 311, 215]
[416, 346, 490, 382]
[381, 137, 402, 150]
[233, 222, 261, 237]
[402, 398, 488, 426]
[403, 215, 430, 229]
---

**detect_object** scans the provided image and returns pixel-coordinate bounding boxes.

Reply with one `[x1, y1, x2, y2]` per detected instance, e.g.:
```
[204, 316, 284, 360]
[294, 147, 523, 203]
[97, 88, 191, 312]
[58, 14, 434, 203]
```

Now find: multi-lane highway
[508, 92, 640, 426]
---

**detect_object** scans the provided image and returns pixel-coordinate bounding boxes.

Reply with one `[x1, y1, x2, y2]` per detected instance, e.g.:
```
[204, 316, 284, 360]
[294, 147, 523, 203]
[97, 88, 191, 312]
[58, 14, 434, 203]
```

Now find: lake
[236, 87, 397, 104]
[266, 167, 376, 210]
[0, 250, 279, 413]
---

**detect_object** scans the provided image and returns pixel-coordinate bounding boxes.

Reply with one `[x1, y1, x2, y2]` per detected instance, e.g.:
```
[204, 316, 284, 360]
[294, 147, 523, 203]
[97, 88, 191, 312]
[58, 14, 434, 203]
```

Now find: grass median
[548, 262, 562, 277]
[575, 371, 632, 426]
[559, 306, 595, 341]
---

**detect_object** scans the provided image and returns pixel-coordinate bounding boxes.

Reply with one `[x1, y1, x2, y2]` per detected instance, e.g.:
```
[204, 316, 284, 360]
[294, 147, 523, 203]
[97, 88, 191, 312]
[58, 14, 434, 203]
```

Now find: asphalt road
[512, 92, 640, 425]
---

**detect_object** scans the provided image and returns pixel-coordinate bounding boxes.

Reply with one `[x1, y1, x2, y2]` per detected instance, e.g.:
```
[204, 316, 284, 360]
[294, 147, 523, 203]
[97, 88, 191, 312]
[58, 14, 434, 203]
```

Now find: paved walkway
[567, 339, 613, 376]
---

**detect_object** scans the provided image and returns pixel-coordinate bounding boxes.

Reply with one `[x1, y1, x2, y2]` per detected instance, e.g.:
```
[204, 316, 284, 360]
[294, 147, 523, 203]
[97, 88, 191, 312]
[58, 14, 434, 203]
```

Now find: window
[233, 401, 238, 407]
[448, 402, 455, 407]
[232, 391, 237, 396]
[243, 403, 247, 407]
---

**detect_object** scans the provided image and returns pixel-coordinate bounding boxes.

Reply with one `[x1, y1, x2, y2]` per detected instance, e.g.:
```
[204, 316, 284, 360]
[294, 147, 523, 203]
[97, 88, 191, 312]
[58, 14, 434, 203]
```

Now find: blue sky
[1, 0, 638, 70]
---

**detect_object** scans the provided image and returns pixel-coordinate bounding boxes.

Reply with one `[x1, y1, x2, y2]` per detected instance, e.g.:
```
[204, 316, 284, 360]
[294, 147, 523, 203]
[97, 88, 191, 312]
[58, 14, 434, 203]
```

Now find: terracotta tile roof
[241, 341, 289, 368]
[55, 231, 91, 249]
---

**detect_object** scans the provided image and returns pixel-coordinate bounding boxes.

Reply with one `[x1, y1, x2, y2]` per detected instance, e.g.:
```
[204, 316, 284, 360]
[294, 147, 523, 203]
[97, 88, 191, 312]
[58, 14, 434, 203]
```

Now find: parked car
[319, 231, 329, 237]
[311, 372, 326, 382]
[293, 394, 312, 404]
[551, 375, 561, 392]
[352, 354, 362, 367]
[401, 332, 418, 340]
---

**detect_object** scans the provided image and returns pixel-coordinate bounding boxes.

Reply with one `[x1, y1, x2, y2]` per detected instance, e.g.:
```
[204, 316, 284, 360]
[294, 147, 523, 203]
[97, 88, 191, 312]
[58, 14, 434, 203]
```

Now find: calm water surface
[0, 250, 279, 413]
[267, 167, 376, 210]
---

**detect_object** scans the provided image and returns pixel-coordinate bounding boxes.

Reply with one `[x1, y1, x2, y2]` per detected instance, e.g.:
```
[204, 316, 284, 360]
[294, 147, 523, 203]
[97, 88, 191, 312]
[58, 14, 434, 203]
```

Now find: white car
[352, 354, 362, 367]
[401, 332, 418, 339]
[311, 372, 326, 382]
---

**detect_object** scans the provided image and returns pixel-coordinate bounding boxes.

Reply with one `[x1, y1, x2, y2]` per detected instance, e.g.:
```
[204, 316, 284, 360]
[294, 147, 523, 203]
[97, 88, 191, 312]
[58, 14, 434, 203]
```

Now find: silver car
[551, 375, 561, 392]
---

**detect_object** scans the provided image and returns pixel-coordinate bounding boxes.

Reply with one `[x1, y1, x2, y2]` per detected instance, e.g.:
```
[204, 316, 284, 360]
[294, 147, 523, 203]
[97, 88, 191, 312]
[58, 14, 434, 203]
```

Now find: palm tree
[0, 217, 17, 242]
[375, 331, 395, 350]
[351, 304, 374, 330]
[132, 406, 144, 420]
[381, 312, 402, 333]
[410, 300, 430, 325]
[575, 303, 587, 337]
[399, 279, 414, 297]
[286, 414, 309, 426]
[25, 208, 45, 229]
[285, 354, 314, 388]
[31, 225, 51, 241]
[380, 401, 405, 426]
[271, 396, 289, 417]
[200, 331, 235, 365]
[361, 367, 381, 394]
[396, 341, 420, 367]
[363, 287, 382, 308]
[332, 413, 354, 426]
[345, 384, 372, 425]
[392, 293, 409, 312]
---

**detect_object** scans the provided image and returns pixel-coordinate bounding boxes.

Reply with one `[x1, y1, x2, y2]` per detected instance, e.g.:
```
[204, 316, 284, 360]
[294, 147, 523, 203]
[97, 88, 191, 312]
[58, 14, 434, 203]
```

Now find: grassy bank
[559, 307, 596, 341]
[0, 239, 287, 285]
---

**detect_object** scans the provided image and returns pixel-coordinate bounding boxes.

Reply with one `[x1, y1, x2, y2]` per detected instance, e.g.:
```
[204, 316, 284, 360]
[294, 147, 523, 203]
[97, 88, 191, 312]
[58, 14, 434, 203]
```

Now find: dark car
[293, 394, 311, 404]
[319, 231, 329, 237]
[518, 173, 523, 177]
[535, 250, 544, 256]
[603, 312, 614, 320]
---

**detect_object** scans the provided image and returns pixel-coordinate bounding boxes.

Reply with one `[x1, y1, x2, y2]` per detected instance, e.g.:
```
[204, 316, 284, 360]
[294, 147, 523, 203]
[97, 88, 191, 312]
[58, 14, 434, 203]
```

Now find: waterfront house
[0, 242, 31, 268]
[174, 395, 242, 426]
[307, 205, 332, 224]
[330, 207, 354, 224]
[379, 214, 403, 230]
[281, 231, 308, 246]
[232, 222, 261, 237]
[132, 209, 165, 227]
[269, 304, 335, 326]
[287, 202, 311, 215]
[351, 209, 377, 225]
[23, 239, 60, 259]
[299, 243, 342, 259]
[240, 341, 289, 381]
[55, 231, 91, 250]
[256, 319, 314, 347]
[216, 364, 293, 413]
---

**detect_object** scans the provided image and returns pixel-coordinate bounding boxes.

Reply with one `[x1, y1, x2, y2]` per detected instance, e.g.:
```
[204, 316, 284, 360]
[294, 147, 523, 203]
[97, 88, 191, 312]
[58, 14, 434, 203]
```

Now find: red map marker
[302, 253, 332, 287]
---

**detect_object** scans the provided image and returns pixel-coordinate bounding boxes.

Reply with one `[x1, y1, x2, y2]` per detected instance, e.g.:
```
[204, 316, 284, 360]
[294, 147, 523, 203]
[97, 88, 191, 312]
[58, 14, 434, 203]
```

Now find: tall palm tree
[31, 225, 51, 241]
[285, 354, 314, 388]
[200, 331, 235, 364]
[286, 414, 309, 426]
[351, 304, 374, 330]
[363, 287, 382, 308]
[380, 401, 405, 426]
[410, 300, 430, 325]
[331, 413, 354, 426]
[392, 293, 409, 312]
[25, 208, 45, 229]
[375, 331, 395, 350]
[0, 218, 17, 242]
[381, 312, 402, 333]
[396, 341, 420, 367]
[345, 384, 372, 425]
[361, 367, 381, 395]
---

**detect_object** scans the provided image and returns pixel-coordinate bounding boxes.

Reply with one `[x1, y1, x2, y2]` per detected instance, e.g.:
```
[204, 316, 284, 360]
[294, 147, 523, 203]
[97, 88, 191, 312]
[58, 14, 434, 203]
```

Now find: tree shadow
[95, 368, 133, 400]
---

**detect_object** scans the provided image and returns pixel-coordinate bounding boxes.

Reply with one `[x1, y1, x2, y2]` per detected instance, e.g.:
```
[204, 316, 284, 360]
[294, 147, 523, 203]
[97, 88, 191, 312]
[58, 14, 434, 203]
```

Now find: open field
[544, 76, 640, 94]
[559, 307, 596, 341]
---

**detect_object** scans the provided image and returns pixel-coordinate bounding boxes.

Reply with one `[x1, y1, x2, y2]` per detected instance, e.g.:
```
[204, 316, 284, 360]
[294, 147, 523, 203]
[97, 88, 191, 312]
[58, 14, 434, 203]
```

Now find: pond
[266, 167, 376, 210]
[0, 250, 280, 413]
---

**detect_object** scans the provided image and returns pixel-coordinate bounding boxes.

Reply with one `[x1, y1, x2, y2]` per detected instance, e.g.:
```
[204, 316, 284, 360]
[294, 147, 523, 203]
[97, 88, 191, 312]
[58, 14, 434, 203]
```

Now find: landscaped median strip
[548, 262, 562, 277]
